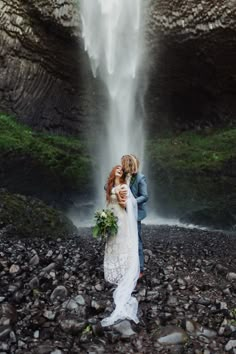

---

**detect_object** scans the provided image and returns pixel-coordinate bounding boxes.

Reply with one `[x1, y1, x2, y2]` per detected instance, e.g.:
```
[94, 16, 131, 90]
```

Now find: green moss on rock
[146, 128, 236, 217]
[0, 189, 77, 238]
[147, 128, 236, 171]
[0, 114, 93, 200]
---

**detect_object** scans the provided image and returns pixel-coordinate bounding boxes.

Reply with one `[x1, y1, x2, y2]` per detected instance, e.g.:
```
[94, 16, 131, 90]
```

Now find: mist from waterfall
[81, 0, 145, 203]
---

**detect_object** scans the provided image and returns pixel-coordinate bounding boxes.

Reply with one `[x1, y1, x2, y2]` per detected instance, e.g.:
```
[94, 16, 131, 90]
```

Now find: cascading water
[80, 0, 145, 203]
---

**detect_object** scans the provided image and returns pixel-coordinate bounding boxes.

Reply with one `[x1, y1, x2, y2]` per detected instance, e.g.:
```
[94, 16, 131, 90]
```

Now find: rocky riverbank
[0, 225, 236, 353]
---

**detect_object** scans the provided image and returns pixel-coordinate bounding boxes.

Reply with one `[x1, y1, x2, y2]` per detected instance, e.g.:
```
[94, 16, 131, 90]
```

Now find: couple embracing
[101, 154, 148, 327]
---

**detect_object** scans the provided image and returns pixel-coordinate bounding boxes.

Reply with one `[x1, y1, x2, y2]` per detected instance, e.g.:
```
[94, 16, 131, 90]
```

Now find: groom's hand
[119, 201, 126, 208]
[118, 185, 128, 198]
[116, 186, 127, 208]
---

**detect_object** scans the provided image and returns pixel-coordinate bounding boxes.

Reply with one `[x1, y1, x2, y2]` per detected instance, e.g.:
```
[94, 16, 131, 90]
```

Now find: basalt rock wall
[146, 0, 236, 134]
[0, 0, 236, 135]
[0, 0, 106, 135]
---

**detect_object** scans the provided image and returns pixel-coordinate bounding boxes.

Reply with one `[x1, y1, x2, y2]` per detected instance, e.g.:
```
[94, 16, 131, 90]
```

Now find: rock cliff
[0, 0, 104, 135]
[0, 0, 235, 134]
[146, 0, 236, 133]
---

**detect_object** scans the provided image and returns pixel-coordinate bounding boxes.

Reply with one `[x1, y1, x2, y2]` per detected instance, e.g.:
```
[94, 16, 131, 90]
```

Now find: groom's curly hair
[121, 155, 139, 176]
[106, 165, 126, 202]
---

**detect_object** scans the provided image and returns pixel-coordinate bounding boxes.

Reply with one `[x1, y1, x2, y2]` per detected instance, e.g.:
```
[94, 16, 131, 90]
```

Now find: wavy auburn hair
[106, 165, 126, 203]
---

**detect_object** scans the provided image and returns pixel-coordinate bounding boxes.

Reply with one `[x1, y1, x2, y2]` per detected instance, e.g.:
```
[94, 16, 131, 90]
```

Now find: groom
[116, 154, 148, 277]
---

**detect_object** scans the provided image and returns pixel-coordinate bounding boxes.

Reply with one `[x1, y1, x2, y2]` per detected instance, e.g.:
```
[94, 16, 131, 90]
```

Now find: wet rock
[9, 264, 20, 274]
[0, 342, 9, 351]
[50, 286, 68, 302]
[167, 295, 178, 307]
[62, 299, 79, 311]
[177, 278, 187, 289]
[215, 263, 228, 275]
[9, 330, 16, 343]
[51, 350, 63, 354]
[113, 320, 136, 337]
[185, 320, 201, 334]
[0, 303, 17, 325]
[29, 276, 40, 289]
[46, 250, 53, 258]
[196, 297, 211, 306]
[41, 263, 56, 275]
[59, 317, 87, 335]
[156, 326, 188, 345]
[29, 254, 40, 266]
[95, 283, 104, 291]
[92, 322, 104, 337]
[223, 288, 231, 296]
[18, 339, 27, 348]
[43, 310, 56, 320]
[219, 301, 228, 310]
[146, 290, 159, 301]
[225, 339, 236, 351]
[34, 345, 54, 354]
[201, 328, 217, 338]
[12, 290, 24, 304]
[34, 330, 40, 338]
[227, 273, 236, 281]
[75, 295, 86, 305]
[138, 288, 147, 297]
[91, 300, 105, 311]
[86, 345, 105, 353]
[0, 325, 11, 340]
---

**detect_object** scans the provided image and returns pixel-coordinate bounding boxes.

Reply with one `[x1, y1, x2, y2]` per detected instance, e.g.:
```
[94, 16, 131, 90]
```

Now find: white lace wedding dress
[101, 184, 140, 327]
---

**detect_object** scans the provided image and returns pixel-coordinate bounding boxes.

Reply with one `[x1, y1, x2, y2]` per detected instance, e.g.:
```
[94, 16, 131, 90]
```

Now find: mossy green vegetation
[146, 128, 236, 218]
[0, 189, 77, 238]
[0, 114, 93, 192]
[147, 128, 236, 172]
[0, 113, 235, 225]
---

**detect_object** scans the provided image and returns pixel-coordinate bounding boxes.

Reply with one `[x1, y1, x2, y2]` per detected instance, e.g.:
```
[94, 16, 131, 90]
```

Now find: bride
[101, 165, 140, 327]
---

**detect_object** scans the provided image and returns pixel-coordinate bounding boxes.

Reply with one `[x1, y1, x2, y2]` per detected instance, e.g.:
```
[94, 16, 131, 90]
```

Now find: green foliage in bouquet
[92, 209, 118, 241]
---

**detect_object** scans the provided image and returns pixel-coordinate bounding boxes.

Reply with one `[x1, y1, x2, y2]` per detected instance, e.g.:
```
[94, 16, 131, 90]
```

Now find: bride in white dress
[101, 165, 140, 327]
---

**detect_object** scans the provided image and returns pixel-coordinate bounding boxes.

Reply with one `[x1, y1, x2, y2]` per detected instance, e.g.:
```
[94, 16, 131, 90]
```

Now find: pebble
[50, 285, 68, 302]
[62, 299, 79, 311]
[227, 272, 236, 281]
[29, 254, 40, 266]
[43, 310, 56, 320]
[113, 320, 136, 337]
[9, 264, 20, 274]
[29, 276, 39, 289]
[225, 339, 236, 351]
[157, 326, 188, 345]
[75, 295, 86, 305]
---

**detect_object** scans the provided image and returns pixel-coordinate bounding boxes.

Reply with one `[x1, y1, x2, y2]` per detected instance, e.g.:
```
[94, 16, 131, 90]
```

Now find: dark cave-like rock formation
[0, 0, 105, 135]
[0, 0, 236, 135]
[146, 0, 236, 133]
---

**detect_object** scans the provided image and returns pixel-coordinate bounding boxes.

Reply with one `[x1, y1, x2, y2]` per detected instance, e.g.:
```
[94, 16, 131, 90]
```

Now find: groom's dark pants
[138, 221, 144, 272]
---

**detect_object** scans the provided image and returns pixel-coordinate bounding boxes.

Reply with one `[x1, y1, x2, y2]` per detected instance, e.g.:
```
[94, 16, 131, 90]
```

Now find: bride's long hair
[106, 165, 126, 202]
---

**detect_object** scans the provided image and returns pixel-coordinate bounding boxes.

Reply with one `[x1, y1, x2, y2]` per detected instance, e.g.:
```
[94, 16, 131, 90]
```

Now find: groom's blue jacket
[130, 173, 148, 221]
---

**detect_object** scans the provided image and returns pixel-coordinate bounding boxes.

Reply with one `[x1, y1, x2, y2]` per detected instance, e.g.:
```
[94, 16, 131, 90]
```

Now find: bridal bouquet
[92, 209, 118, 241]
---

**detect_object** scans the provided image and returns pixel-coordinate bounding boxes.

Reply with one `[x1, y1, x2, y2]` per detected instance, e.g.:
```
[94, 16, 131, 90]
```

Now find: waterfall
[81, 0, 145, 202]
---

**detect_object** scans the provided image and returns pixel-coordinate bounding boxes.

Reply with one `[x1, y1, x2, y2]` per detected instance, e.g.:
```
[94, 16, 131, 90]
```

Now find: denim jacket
[129, 173, 148, 221]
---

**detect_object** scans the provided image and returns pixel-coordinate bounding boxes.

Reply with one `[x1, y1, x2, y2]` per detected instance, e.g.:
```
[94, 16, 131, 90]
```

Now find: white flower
[101, 211, 107, 218]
